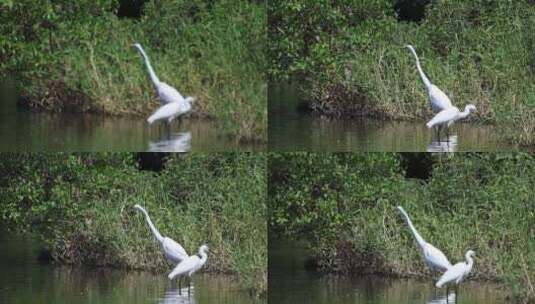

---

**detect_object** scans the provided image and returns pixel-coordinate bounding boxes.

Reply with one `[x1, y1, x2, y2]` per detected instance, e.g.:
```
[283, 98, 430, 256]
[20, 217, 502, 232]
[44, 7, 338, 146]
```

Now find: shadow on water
[268, 83, 521, 152]
[0, 105, 263, 152]
[0, 230, 261, 304]
[268, 238, 507, 304]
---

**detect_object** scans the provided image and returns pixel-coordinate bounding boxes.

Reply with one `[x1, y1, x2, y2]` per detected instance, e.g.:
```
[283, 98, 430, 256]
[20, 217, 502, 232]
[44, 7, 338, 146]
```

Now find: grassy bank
[269, 1, 535, 147]
[0, 0, 266, 142]
[269, 153, 534, 303]
[0, 153, 267, 296]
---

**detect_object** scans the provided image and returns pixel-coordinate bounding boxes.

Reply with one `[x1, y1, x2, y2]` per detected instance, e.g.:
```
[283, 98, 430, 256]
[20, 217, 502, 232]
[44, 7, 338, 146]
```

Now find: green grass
[0, 153, 267, 296]
[269, 153, 535, 303]
[269, 0, 535, 147]
[0, 0, 266, 142]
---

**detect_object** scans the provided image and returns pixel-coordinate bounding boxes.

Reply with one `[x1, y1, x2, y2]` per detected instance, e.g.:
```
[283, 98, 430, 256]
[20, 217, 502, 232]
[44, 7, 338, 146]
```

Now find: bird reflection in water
[149, 132, 192, 152]
[427, 135, 458, 152]
[428, 291, 456, 304]
[159, 286, 196, 304]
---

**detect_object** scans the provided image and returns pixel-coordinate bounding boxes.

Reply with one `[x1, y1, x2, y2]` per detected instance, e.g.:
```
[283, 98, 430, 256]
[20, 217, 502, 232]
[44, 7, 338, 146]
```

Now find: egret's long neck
[198, 248, 208, 266]
[407, 47, 432, 89]
[135, 206, 164, 243]
[134, 46, 160, 86]
[465, 252, 474, 268]
[398, 207, 427, 248]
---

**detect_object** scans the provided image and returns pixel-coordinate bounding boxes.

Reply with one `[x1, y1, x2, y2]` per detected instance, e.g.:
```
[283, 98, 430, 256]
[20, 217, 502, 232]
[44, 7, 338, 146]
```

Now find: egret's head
[465, 104, 476, 113]
[404, 44, 414, 51]
[199, 244, 209, 253]
[132, 43, 142, 50]
[185, 96, 196, 105]
[466, 250, 476, 259]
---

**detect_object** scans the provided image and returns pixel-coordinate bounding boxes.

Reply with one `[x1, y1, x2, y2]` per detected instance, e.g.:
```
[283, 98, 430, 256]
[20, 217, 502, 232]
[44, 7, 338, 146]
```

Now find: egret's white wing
[426, 107, 458, 128]
[162, 237, 188, 264]
[158, 82, 185, 104]
[429, 85, 453, 112]
[436, 262, 465, 287]
[168, 256, 201, 279]
[147, 102, 181, 124]
[424, 244, 452, 271]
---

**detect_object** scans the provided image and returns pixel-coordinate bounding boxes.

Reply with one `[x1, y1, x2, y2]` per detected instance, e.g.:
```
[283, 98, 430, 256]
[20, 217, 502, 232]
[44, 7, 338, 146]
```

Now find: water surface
[0, 231, 261, 304]
[269, 239, 507, 304]
[0, 103, 262, 152]
[269, 83, 519, 152]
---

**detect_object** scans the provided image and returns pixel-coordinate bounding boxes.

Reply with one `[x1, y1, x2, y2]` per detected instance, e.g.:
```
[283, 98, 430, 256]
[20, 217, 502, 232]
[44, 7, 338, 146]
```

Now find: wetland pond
[0, 102, 263, 152]
[0, 230, 261, 304]
[269, 83, 521, 152]
[269, 239, 508, 304]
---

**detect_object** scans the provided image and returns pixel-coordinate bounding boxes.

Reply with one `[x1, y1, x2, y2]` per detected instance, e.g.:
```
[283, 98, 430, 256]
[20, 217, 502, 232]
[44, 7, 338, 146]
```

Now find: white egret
[397, 206, 452, 274]
[133, 205, 188, 264]
[426, 105, 476, 141]
[146, 97, 194, 125]
[168, 244, 209, 294]
[405, 45, 453, 113]
[132, 43, 194, 127]
[436, 250, 475, 294]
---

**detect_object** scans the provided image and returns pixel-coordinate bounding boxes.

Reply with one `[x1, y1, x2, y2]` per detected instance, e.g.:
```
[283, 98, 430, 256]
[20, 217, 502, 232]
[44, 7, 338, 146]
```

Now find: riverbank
[0, 230, 261, 303]
[0, 153, 267, 296]
[269, 1, 535, 147]
[1, 0, 266, 143]
[269, 153, 534, 303]
[269, 238, 510, 304]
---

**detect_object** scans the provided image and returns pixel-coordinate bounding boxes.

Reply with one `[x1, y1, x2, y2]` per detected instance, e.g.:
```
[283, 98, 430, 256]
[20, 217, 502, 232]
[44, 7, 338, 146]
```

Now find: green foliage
[0, 0, 266, 142]
[269, 153, 535, 302]
[269, 0, 535, 146]
[0, 153, 267, 296]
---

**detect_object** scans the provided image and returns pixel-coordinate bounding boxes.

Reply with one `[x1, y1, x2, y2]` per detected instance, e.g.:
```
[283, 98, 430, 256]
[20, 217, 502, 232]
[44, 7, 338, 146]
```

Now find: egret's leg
[165, 122, 171, 139]
[188, 276, 191, 296]
[178, 277, 182, 294]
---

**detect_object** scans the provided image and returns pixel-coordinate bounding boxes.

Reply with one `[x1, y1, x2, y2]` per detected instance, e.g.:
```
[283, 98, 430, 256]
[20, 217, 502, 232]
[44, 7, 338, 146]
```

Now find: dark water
[269, 239, 507, 304]
[269, 84, 518, 152]
[0, 104, 262, 152]
[0, 231, 261, 304]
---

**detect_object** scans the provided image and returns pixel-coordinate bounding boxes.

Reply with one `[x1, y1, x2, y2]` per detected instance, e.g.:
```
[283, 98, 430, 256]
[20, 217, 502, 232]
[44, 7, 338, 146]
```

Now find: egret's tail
[147, 115, 156, 125]
[435, 277, 447, 288]
[426, 121, 433, 129]
[134, 204, 164, 243]
[397, 206, 427, 248]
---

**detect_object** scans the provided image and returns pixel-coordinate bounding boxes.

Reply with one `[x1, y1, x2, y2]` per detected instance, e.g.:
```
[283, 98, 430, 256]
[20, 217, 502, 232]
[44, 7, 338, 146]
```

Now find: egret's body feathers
[397, 206, 452, 272]
[436, 250, 475, 288]
[406, 45, 452, 113]
[134, 204, 188, 264]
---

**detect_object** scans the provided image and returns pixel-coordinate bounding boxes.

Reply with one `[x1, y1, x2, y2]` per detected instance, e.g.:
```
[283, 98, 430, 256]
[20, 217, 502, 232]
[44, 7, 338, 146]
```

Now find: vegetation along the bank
[0, 0, 266, 142]
[0, 153, 267, 296]
[269, 153, 534, 303]
[269, 1, 535, 146]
